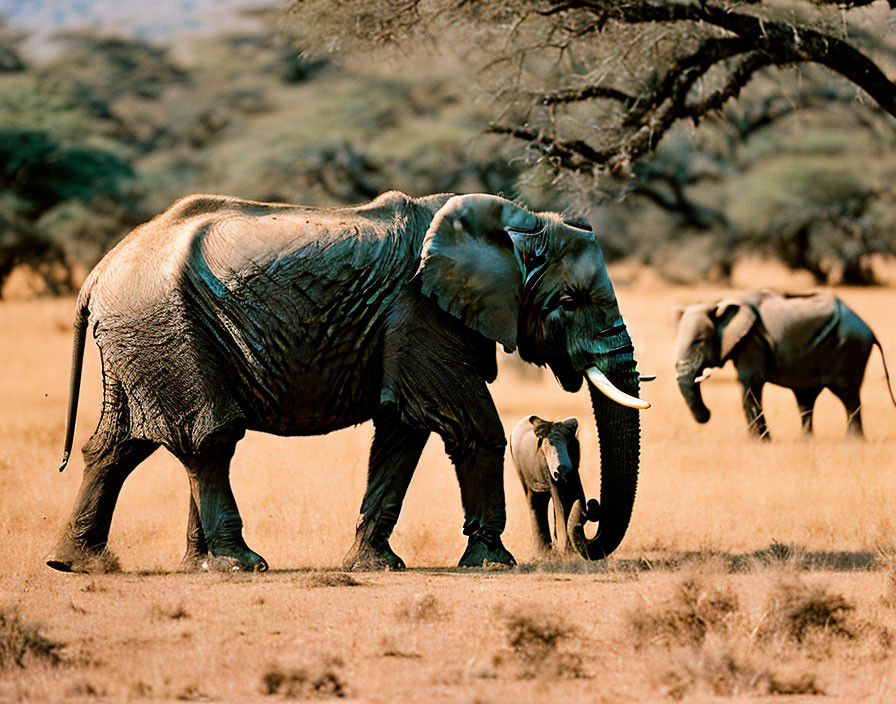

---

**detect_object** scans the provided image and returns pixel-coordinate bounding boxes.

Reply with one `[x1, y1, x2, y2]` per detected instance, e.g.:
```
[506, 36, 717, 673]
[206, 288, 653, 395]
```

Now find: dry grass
[2, 277, 896, 700]
[261, 657, 347, 698]
[0, 608, 63, 669]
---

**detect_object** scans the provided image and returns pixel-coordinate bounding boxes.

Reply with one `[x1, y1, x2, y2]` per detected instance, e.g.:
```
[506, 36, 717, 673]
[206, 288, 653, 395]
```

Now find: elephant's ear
[714, 299, 758, 361]
[671, 305, 687, 326]
[561, 417, 579, 436]
[417, 194, 541, 351]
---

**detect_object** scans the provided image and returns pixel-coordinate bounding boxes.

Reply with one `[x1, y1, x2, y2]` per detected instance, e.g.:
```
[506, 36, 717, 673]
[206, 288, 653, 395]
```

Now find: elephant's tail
[58, 301, 90, 472]
[873, 337, 896, 409]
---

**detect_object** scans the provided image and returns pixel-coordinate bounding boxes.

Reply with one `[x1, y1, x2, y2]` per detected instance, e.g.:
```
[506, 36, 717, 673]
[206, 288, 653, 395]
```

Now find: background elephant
[509, 415, 599, 557]
[47, 190, 648, 574]
[673, 289, 895, 439]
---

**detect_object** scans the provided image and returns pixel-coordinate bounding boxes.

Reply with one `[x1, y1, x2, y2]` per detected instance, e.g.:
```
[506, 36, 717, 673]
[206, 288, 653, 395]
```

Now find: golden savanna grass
[2, 270, 896, 701]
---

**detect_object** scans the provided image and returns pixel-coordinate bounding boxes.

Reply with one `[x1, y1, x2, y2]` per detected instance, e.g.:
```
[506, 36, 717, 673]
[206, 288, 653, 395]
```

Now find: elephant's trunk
[576, 379, 641, 559]
[678, 374, 711, 423]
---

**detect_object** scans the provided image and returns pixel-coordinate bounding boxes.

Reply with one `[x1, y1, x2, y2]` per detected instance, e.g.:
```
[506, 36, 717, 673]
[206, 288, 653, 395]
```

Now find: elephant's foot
[177, 549, 211, 573]
[343, 539, 406, 571]
[204, 545, 268, 572]
[45, 535, 120, 573]
[458, 530, 516, 569]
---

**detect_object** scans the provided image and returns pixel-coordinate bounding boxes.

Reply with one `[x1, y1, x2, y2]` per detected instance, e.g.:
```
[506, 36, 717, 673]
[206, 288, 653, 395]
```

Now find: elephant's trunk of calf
[678, 374, 711, 423]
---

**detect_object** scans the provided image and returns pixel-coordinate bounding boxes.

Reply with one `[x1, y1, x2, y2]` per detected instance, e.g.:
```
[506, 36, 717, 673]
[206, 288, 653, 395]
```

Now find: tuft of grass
[307, 573, 363, 588]
[498, 605, 587, 679]
[0, 607, 64, 668]
[395, 593, 450, 622]
[656, 641, 823, 699]
[150, 603, 190, 621]
[758, 577, 857, 647]
[66, 680, 105, 697]
[262, 657, 347, 698]
[628, 576, 739, 649]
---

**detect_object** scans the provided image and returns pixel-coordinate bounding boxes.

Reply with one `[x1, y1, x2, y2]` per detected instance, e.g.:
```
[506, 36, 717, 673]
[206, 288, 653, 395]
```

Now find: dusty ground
[2, 273, 896, 702]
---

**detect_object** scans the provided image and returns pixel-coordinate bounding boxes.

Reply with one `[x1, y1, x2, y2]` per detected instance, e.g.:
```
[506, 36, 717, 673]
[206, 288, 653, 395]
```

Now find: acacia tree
[288, 0, 896, 282]
[289, 0, 896, 172]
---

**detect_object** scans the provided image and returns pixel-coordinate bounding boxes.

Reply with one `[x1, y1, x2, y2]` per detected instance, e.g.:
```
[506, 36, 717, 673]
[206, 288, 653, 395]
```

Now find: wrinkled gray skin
[673, 289, 896, 440]
[47, 191, 646, 574]
[509, 416, 600, 557]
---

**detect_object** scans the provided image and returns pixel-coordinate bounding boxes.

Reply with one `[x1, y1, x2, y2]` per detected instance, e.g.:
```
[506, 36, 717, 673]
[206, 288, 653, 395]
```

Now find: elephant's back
[82, 191, 424, 317]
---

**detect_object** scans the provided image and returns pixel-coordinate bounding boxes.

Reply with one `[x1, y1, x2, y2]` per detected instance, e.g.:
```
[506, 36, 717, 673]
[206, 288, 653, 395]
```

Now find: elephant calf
[673, 289, 896, 439]
[510, 416, 599, 556]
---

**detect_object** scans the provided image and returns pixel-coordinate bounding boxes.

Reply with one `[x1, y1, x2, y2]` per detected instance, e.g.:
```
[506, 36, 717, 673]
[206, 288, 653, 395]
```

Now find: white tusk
[586, 367, 651, 410]
[694, 369, 712, 383]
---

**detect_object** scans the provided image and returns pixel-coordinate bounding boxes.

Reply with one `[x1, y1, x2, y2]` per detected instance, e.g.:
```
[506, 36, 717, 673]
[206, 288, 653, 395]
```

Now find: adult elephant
[673, 289, 895, 439]
[46, 191, 649, 573]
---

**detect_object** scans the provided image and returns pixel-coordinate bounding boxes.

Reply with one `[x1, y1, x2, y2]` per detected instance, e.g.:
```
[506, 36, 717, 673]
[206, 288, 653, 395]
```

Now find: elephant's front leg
[527, 491, 552, 554]
[740, 377, 770, 441]
[178, 493, 210, 571]
[442, 400, 515, 568]
[793, 387, 822, 437]
[180, 440, 267, 572]
[343, 410, 430, 571]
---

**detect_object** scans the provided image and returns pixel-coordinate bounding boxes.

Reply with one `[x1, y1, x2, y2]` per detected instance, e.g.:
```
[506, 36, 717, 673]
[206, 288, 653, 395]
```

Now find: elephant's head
[417, 194, 649, 559]
[672, 299, 758, 423]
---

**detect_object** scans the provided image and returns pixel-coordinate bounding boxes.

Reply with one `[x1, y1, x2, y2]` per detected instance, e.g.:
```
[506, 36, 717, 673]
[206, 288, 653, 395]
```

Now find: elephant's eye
[558, 292, 579, 311]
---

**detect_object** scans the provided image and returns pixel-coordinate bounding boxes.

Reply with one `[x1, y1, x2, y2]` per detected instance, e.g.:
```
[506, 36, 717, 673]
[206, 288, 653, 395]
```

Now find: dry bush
[628, 575, 740, 649]
[306, 573, 364, 588]
[757, 576, 891, 660]
[0, 608, 64, 668]
[656, 640, 822, 700]
[495, 604, 587, 679]
[395, 593, 450, 622]
[176, 683, 211, 701]
[262, 657, 347, 698]
[66, 680, 106, 697]
[628, 574, 828, 698]
[149, 602, 190, 621]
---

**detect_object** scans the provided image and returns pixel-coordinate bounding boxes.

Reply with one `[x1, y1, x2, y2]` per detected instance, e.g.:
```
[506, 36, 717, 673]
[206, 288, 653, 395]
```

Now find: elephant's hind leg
[46, 436, 157, 573]
[177, 493, 210, 571]
[793, 387, 822, 437]
[179, 437, 267, 572]
[343, 409, 429, 571]
[831, 385, 864, 439]
[528, 491, 552, 555]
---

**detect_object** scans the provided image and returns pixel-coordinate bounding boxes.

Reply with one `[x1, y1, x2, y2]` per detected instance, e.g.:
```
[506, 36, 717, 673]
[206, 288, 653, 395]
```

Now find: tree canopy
[287, 0, 896, 283]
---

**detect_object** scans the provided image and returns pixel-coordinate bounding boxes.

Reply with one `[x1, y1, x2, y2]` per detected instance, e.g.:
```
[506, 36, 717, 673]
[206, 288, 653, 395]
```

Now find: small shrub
[395, 593, 449, 622]
[655, 641, 823, 699]
[0, 608, 64, 668]
[499, 605, 586, 679]
[66, 680, 105, 697]
[759, 577, 856, 646]
[176, 683, 210, 701]
[307, 573, 363, 588]
[628, 577, 739, 649]
[150, 603, 190, 621]
[262, 658, 347, 698]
